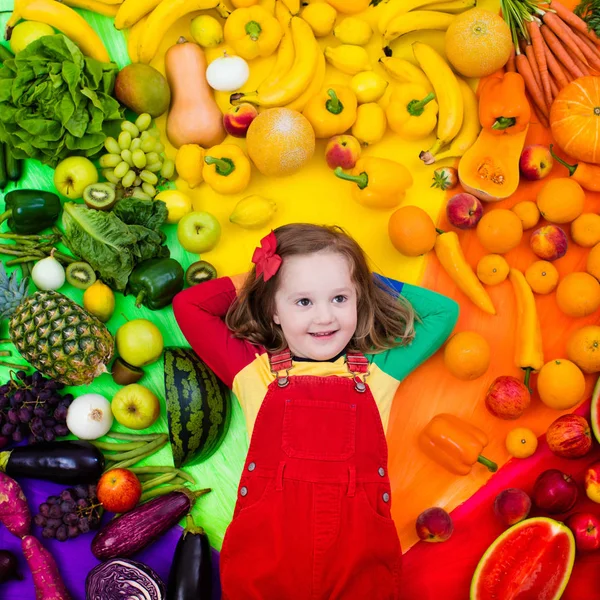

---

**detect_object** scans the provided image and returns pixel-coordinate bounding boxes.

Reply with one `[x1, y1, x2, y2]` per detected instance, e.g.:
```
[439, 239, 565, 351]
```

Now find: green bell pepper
[0, 190, 61, 234]
[127, 257, 185, 310]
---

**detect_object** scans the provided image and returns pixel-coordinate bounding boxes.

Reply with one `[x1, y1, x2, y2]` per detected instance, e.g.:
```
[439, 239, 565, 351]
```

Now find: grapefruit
[470, 517, 575, 600]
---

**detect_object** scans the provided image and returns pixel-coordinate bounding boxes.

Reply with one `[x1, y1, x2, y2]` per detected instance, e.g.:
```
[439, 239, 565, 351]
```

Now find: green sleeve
[370, 283, 459, 381]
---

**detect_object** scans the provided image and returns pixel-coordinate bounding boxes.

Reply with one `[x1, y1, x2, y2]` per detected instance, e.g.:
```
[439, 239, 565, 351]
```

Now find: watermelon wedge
[470, 517, 575, 600]
[591, 374, 600, 443]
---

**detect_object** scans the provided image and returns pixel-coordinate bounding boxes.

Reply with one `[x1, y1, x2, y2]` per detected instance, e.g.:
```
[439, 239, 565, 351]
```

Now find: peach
[530, 225, 568, 261]
[223, 102, 258, 138]
[494, 488, 531, 526]
[485, 375, 530, 420]
[415, 507, 454, 543]
[446, 193, 483, 230]
[325, 135, 361, 170]
[546, 414, 592, 459]
[585, 462, 600, 504]
[519, 144, 554, 181]
[565, 513, 600, 552]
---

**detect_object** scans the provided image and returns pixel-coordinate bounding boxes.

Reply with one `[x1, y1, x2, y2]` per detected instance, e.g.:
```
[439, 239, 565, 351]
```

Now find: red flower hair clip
[252, 231, 282, 282]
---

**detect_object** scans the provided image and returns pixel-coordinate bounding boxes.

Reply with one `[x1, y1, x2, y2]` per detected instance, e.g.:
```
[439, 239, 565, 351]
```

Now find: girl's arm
[172, 276, 259, 389]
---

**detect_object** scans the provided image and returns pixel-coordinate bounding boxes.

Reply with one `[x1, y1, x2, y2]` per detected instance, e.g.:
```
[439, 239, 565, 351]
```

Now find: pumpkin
[551, 77, 600, 164]
[458, 126, 529, 202]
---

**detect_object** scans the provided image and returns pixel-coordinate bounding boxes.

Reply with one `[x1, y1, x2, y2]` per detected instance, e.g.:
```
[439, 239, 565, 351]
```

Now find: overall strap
[268, 348, 293, 388]
[346, 351, 370, 393]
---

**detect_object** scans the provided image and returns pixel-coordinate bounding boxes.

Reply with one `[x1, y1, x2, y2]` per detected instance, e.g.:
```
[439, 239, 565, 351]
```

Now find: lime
[10, 21, 55, 54]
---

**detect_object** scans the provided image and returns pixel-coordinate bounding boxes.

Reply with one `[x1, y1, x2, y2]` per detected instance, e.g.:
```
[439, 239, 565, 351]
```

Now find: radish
[22, 535, 71, 600]
[0, 472, 31, 537]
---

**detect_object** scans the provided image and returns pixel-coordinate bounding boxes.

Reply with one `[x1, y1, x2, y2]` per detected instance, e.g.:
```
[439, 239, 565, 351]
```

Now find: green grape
[160, 158, 175, 180]
[121, 121, 140, 139]
[145, 151, 160, 164]
[135, 113, 152, 132]
[104, 137, 121, 155]
[99, 153, 121, 168]
[118, 131, 132, 150]
[122, 170, 136, 188]
[114, 161, 130, 179]
[121, 149, 134, 167]
[142, 182, 157, 197]
[140, 170, 158, 185]
[130, 138, 142, 152]
[154, 142, 165, 154]
[134, 176, 142, 187]
[131, 187, 152, 200]
[102, 169, 120, 185]
[140, 131, 151, 142]
[148, 128, 161, 138]
[141, 138, 157, 154]
[146, 162, 163, 173]
[132, 149, 147, 169]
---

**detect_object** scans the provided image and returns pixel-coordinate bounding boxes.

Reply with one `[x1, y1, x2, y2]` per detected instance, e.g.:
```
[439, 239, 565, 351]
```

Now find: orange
[587, 242, 600, 281]
[388, 206, 436, 257]
[505, 427, 538, 458]
[566, 325, 600, 373]
[246, 108, 315, 176]
[524, 260, 559, 295]
[476, 209, 523, 254]
[476, 254, 509, 286]
[556, 272, 600, 317]
[511, 200, 540, 230]
[443, 331, 491, 381]
[444, 9, 512, 78]
[537, 358, 586, 410]
[572, 213, 600, 248]
[537, 177, 585, 224]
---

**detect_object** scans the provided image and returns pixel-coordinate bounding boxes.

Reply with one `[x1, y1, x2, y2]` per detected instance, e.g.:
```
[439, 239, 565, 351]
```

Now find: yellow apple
[111, 384, 160, 430]
[585, 462, 600, 504]
[116, 319, 164, 367]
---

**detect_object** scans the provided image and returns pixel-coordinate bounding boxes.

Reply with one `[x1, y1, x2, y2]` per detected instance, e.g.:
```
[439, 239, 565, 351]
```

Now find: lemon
[333, 17, 372, 46]
[190, 15, 224, 48]
[155, 190, 193, 224]
[301, 3, 337, 37]
[230, 195, 277, 229]
[175, 144, 205, 189]
[83, 281, 115, 323]
[10, 21, 55, 54]
[350, 71, 388, 104]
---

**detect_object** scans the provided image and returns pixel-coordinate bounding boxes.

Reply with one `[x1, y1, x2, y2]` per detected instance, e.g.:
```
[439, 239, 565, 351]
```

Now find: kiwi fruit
[83, 182, 117, 210]
[112, 357, 144, 385]
[66, 262, 97, 290]
[185, 260, 217, 287]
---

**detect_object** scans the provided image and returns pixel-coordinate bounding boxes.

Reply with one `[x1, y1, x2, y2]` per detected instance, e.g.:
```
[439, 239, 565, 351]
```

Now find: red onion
[532, 469, 578, 514]
[0, 549, 22, 583]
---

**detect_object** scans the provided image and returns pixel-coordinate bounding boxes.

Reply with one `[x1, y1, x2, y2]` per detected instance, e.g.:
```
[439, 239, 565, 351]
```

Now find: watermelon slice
[591, 374, 600, 443]
[470, 517, 575, 600]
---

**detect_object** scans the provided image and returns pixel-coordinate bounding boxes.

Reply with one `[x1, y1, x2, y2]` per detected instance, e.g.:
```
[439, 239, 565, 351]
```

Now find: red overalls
[220, 349, 402, 600]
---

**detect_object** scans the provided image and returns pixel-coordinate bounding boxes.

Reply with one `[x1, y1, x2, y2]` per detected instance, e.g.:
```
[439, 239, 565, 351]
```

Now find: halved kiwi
[112, 357, 144, 386]
[83, 182, 117, 210]
[185, 260, 217, 287]
[65, 262, 97, 290]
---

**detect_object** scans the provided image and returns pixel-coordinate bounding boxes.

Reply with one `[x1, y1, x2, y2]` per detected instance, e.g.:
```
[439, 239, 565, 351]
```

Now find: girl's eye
[296, 298, 311, 307]
[333, 295, 347, 303]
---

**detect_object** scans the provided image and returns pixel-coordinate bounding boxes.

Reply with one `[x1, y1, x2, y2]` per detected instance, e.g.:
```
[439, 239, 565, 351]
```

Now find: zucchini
[0, 143, 7, 191]
[4, 145, 22, 182]
[164, 347, 231, 468]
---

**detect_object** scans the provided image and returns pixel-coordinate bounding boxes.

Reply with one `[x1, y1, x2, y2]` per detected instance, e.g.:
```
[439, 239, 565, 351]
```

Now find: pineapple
[0, 265, 114, 386]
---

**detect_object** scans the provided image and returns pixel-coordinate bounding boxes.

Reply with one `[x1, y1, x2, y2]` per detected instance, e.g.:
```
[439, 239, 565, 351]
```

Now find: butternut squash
[165, 37, 226, 149]
[458, 126, 529, 202]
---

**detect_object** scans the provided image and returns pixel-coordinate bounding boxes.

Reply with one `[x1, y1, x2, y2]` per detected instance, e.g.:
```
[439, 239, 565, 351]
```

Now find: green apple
[116, 319, 164, 367]
[177, 211, 221, 254]
[111, 384, 160, 430]
[10, 21, 55, 54]
[53, 156, 98, 200]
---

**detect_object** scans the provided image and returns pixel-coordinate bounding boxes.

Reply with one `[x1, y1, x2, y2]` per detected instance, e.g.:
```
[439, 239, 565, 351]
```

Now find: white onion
[66, 393, 113, 440]
[31, 250, 65, 291]
[206, 53, 249, 92]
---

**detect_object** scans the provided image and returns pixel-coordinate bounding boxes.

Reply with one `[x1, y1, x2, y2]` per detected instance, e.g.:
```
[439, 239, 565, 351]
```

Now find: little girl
[173, 223, 459, 600]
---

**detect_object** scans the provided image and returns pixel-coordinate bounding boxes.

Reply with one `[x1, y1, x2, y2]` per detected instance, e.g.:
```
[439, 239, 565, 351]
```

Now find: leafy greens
[574, 0, 600, 37]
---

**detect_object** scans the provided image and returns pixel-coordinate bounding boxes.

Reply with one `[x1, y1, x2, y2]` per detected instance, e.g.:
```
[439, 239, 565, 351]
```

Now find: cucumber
[0, 143, 7, 191]
[4, 145, 22, 182]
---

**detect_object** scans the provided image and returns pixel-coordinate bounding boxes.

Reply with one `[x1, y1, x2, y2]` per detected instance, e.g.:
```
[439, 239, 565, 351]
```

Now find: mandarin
[512, 200, 540, 230]
[476, 209, 523, 254]
[537, 177, 585, 224]
[566, 325, 600, 374]
[556, 272, 600, 318]
[537, 358, 586, 410]
[388, 206, 437, 257]
[571, 213, 600, 248]
[505, 427, 538, 458]
[524, 260, 559, 294]
[443, 331, 491, 381]
[476, 254, 510, 286]
[587, 242, 600, 281]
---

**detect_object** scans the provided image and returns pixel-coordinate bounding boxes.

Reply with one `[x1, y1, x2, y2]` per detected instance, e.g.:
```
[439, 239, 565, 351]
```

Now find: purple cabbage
[85, 558, 165, 600]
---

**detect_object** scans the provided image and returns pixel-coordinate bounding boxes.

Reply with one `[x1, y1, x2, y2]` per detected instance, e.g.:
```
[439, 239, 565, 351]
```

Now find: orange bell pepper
[479, 72, 531, 135]
[550, 144, 600, 192]
[419, 414, 498, 476]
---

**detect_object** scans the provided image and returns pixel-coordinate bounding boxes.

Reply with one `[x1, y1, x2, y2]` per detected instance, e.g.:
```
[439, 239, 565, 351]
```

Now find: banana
[231, 17, 319, 108]
[229, 195, 277, 229]
[138, 0, 230, 64]
[61, 0, 119, 17]
[127, 14, 147, 63]
[425, 0, 477, 14]
[420, 78, 480, 164]
[281, 0, 300, 15]
[114, 0, 159, 30]
[285, 49, 325, 112]
[324, 45, 371, 75]
[377, 0, 440, 34]
[257, 24, 294, 95]
[10, 0, 110, 62]
[378, 57, 432, 91]
[384, 11, 455, 42]
[413, 42, 463, 155]
[275, 0, 292, 28]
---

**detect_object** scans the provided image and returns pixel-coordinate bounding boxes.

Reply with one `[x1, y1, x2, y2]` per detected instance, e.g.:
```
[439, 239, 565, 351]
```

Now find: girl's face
[272, 251, 358, 360]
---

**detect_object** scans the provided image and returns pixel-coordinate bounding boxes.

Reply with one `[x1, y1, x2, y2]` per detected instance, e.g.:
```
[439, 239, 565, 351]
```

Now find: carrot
[525, 43, 543, 89]
[570, 28, 600, 70]
[0, 472, 31, 538]
[506, 46, 516, 72]
[574, 30, 600, 59]
[516, 51, 548, 117]
[544, 43, 570, 87]
[549, 73, 559, 98]
[540, 24, 585, 78]
[565, 43, 592, 74]
[22, 535, 71, 600]
[532, 103, 550, 128]
[550, 0, 600, 44]
[528, 20, 553, 107]
[543, 11, 589, 66]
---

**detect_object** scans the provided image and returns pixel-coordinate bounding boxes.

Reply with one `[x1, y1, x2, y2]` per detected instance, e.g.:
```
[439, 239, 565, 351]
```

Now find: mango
[114, 64, 170, 118]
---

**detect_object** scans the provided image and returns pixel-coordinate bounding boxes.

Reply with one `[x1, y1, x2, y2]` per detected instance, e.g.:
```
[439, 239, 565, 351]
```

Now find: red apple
[485, 376, 531, 420]
[325, 135, 361, 170]
[530, 225, 568, 261]
[223, 103, 258, 138]
[96, 468, 142, 513]
[446, 193, 483, 230]
[565, 512, 600, 551]
[415, 507, 454, 542]
[585, 462, 600, 504]
[519, 145, 554, 181]
[494, 488, 532, 526]
[546, 414, 592, 459]
[533, 469, 579, 514]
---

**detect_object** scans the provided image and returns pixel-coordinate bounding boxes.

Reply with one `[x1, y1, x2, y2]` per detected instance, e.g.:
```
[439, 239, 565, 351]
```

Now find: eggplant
[167, 516, 212, 600]
[0, 440, 104, 484]
[92, 488, 210, 560]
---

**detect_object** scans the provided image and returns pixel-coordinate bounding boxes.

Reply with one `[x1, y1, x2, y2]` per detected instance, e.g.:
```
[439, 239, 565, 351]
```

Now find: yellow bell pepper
[334, 157, 412, 209]
[224, 6, 283, 60]
[386, 83, 438, 140]
[352, 102, 387, 146]
[203, 144, 251, 195]
[302, 85, 358, 139]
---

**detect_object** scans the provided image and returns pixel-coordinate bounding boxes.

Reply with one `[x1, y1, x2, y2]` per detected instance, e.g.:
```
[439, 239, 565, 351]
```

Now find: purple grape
[43, 429, 55, 442]
[12, 390, 24, 403]
[46, 518, 62, 529]
[77, 518, 90, 533]
[34, 514, 47, 527]
[6, 409, 19, 425]
[16, 371, 27, 381]
[0, 395, 8, 410]
[33, 406, 46, 418]
[0, 384, 9, 395]
[42, 527, 56, 539]
[43, 418, 56, 428]
[1, 423, 14, 436]
[11, 429, 23, 443]
[60, 489, 75, 502]
[47, 496, 59, 505]
[67, 525, 79, 539]
[23, 390, 35, 403]
[18, 407, 32, 423]
[44, 381, 58, 391]
[54, 424, 68, 437]
[62, 394, 74, 404]
[0, 436, 9, 449]
[39, 503, 51, 517]
[30, 417, 44, 435]
[88, 484, 97, 497]
[49, 504, 62, 519]
[37, 389, 52, 401]
[53, 405, 68, 421]
[74, 485, 88, 499]
[76, 498, 89, 509]
[60, 501, 75, 514]
[63, 512, 78, 526]
[55, 525, 67, 542]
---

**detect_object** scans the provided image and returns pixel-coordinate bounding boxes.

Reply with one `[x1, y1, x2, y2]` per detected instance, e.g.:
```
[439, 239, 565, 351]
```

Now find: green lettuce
[0, 34, 123, 167]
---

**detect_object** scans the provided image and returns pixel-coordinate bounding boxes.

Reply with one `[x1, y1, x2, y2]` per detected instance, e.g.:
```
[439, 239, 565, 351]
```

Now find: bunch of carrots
[501, 0, 600, 127]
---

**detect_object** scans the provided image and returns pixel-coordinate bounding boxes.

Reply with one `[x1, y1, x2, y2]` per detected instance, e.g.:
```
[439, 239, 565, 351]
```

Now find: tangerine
[443, 331, 491, 381]
[537, 177, 585, 224]
[537, 358, 586, 410]
[571, 213, 600, 248]
[388, 206, 437, 257]
[556, 272, 600, 318]
[505, 427, 538, 458]
[586, 242, 600, 281]
[511, 201, 540, 230]
[476, 254, 509, 286]
[476, 209, 523, 254]
[524, 260, 559, 295]
[566, 325, 600, 374]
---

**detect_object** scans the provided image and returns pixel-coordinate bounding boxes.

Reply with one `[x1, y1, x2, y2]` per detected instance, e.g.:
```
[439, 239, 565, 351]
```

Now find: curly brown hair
[225, 223, 416, 354]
